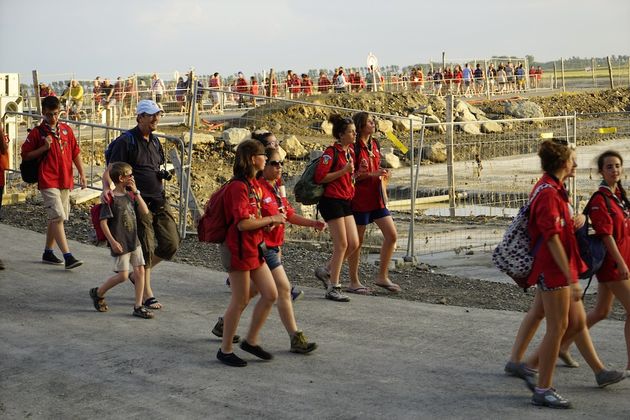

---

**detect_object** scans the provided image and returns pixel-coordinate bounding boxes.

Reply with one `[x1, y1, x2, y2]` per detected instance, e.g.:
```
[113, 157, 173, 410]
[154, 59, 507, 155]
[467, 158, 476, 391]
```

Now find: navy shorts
[262, 245, 282, 270]
[353, 207, 391, 226]
[318, 197, 352, 222]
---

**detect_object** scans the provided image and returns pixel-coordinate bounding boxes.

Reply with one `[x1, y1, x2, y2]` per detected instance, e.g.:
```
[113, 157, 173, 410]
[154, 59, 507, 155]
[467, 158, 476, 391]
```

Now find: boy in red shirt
[21, 96, 86, 269]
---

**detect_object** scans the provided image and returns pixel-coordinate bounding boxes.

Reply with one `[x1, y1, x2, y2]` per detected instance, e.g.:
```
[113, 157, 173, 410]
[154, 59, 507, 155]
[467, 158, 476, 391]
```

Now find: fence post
[446, 94, 455, 217]
[561, 58, 566, 92]
[592, 57, 596, 87]
[607, 56, 615, 89]
[484, 59, 490, 99]
[553, 62, 557, 89]
[32, 70, 41, 115]
[405, 116, 416, 262]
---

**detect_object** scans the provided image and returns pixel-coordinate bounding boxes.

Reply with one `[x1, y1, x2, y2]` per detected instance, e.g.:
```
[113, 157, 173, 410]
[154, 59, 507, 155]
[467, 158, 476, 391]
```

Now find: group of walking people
[505, 140, 630, 408]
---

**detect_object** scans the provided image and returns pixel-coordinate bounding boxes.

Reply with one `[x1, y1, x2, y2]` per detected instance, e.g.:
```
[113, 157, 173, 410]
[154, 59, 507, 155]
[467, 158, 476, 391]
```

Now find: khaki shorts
[113, 246, 145, 273]
[41, 188, 70, 221]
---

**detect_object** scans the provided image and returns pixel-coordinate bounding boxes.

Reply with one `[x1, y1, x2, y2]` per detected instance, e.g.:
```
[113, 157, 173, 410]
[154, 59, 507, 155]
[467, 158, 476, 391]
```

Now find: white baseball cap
[136, 100, 162, 115]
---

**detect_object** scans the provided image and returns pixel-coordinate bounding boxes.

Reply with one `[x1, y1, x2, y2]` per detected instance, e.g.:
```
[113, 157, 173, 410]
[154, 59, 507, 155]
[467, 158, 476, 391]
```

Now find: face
[138, 112, 161, 132]
[120, 170, 134, 187]
[361, 117, 376, 136]
[265, 135, 278, 149]
[252, 151, 267, 171]
[42, 107, 60, 125]
[600, 155, 623, 186]
[564, 151, 577, 179]
[340, 123, 356, 146]
[263, 152, 282, 181]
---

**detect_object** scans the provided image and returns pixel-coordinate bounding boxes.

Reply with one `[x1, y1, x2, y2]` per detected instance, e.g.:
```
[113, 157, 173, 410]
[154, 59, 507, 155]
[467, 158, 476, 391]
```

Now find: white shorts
[41, 188, 70, 221]
[113, 246, 145, 273]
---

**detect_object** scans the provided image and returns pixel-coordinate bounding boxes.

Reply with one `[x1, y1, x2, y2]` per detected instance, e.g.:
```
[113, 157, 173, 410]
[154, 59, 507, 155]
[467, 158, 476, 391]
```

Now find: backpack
[294, 147, 338, 205]
[20, 126, 48, 184]
[492, 183, 554, 289]
[90, 203, 107, 242]
[576, 191, 611, 280]
[105, 132, 138, 166]
[198, 178, 248, 243]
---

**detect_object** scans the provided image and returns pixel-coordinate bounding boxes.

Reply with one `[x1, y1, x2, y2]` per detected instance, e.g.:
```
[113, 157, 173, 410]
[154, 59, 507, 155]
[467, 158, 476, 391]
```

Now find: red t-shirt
[21, 122, 80, 190]
[314, 143, 355, 200]
[527, 174, 586, 288]
[318, 77, 331, 92]
[351, 139, 385, 212]
[301, 80, 313, 94]
[250, 81, 259, 95]
[590, 186, 630, 282]
[289, 77, 301, 93]
[258, 177, 296, 247]
[236, 78, 249, 93]
[223, 178, 264, 271]
[0, 134, 9, 187]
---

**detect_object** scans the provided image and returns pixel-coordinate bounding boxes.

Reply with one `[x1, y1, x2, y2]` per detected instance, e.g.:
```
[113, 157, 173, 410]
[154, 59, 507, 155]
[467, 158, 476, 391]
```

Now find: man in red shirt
[21, 96, 86, 269]
[235, 72, 249, 108]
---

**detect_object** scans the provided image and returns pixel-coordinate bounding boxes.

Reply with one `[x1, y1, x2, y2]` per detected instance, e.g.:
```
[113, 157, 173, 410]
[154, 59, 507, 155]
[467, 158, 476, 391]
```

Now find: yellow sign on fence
[598, 127, 617, 134]
[385, 131, 409, 154]
[540, 132, 554, 139]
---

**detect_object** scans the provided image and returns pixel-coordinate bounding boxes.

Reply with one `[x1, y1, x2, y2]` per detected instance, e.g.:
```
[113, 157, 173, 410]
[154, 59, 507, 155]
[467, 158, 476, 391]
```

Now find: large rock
[460, 123, 481, 135]
[222, 128, 251, 146]
[455, 108, 477, 122]
[377, 119, 394, 133]
[467, 103, 486, 118]
[504, 101, 544, 119]
[381, 151, 401, 169]
[412, 104, 435, 116]
[424, 114, 446, 134]
[453, 99, 469, 114]
[282, 135, 308, 159]
[392, 118, 410, 131]
[183, 132, 215, 145]
[319, 120, 333, 136]
[277, 146, 287, 161]
[423, 142, 447, 163]
[480, 119, 503, 134]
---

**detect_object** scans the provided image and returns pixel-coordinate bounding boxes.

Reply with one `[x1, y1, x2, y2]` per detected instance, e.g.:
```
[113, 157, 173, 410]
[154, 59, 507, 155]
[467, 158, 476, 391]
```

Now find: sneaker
[531, 388, 571, 409]
[290, 331, 317, 354]
[325, 285, 350, 302]
[211, 317, 240, 343]
[558, 350, 580, 368]
[217, 349, 247, 367]
[42, 252, 64, 265]
[64, 255, 83, 270]
[504, 361, 538, 391]
[314, 266, 330, 289]
[595, 369, 626, 388]
[240, 340, 273, 360]
[291, 286, 304, 302]
[133, 305, 154, 319]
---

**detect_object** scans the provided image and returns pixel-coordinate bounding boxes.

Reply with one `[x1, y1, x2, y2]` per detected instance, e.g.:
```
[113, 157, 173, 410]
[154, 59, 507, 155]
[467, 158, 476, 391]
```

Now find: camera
[157, 169, 172, 181]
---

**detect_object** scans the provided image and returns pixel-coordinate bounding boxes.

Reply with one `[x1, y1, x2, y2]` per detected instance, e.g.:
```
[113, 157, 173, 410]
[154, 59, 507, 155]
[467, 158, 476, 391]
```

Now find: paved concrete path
[0, 223, 628, 419]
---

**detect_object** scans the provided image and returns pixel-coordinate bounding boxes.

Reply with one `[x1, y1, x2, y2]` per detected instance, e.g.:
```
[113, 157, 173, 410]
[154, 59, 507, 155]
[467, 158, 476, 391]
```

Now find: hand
[618, 263, 630, 281]
[376, 168, 389, 178]
[570, 282, 582, 301]
[344, 159, 354, 174]
[111, 240, 123, 254]
[79, 174, 87, 189]
[100, 189, 114, 204]
[43, 135, 53, 150]
[126, 177, 138, 193]
[312, 220, 326, 231]
[573, 214, 586, 230]
[270, 214, 286, 225]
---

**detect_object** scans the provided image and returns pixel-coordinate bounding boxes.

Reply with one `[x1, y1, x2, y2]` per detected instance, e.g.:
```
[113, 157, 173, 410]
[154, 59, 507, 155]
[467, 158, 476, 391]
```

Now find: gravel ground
[1, 197, 625, 321]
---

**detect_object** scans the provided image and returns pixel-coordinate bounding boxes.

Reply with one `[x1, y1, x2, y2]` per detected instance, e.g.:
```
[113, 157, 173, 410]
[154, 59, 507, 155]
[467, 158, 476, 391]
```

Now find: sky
[1, 0, 629, 83]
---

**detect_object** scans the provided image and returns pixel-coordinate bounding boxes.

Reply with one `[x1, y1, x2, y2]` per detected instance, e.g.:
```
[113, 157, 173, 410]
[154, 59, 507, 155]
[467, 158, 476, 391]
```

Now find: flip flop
[345, 286, 373, 295]
[374, 282, 401, 293]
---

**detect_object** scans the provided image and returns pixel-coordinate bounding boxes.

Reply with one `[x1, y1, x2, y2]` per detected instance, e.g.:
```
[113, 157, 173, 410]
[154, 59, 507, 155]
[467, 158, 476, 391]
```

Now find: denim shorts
[262, 245, 282, 270]
[353, 207, 391, 226]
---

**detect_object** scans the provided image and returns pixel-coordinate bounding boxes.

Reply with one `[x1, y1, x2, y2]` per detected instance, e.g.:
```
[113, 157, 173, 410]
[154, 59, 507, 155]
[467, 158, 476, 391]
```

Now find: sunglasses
[268, 160, 283, 167]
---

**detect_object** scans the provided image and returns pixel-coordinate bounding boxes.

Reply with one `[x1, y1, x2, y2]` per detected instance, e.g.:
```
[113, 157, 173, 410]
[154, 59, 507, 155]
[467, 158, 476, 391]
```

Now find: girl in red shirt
[217, 140, 284, 367]
[256, 148, 325, 352]
[560, 150, 630, 375]
[347, 112, 400, 295]
[313, 114, 358, 302]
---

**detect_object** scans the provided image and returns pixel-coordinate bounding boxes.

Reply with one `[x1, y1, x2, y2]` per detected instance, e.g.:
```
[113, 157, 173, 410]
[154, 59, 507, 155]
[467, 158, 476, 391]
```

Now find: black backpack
[577, 191, 612, 281]
[20, 126, 48, 184]
[104, 131, 165, 167]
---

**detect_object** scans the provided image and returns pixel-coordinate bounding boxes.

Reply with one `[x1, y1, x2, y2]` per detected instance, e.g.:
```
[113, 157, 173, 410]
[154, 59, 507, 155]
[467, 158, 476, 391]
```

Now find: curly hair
[538, 139, 572, 174]
[329, 113, 354, 140]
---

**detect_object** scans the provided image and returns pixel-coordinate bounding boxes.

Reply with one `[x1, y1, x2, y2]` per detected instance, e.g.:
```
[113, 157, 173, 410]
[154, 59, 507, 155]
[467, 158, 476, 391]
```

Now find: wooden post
[268, 68, 274, 98]
[32, 70, 41, 115]
[607, 56, 614, 89]
[442, 51, 446, 74]
[560, 58, 566, 92]
[591, 57, 596, 87]
[484, 59, 490, 99]
[446, 94, 455, 217]
[553, 62, 557, 89]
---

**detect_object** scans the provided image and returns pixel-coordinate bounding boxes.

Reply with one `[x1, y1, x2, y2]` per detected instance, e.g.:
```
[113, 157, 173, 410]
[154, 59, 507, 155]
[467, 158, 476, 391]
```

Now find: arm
[546, 234, 582, 300]
[237, 213, 285, 231]
[601, 235, 630, 280]
[22, 135, 51, 161]
[100, 218, 123, 254]
[72, 152, 87, 189]
[287, 213, 325, 230]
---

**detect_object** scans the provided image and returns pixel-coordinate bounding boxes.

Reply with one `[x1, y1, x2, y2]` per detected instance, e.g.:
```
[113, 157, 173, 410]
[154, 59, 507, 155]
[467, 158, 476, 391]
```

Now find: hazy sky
[1, 0, 628, 83]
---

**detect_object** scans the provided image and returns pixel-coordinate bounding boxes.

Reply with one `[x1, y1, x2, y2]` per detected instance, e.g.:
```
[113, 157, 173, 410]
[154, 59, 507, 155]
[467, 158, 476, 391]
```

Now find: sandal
[133, 305, 154, 319]
[374, 282, 402, 293]
[345, 286, 373, 295]
[144, 297, 162, 310]
[89, 287, 108, 312]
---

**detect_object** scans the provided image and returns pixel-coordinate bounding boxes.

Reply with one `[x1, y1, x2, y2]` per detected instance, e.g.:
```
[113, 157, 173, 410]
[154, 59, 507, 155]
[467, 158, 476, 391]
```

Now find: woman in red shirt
[313, 114, 358, 302]
[560, 150, 630, 375]
[217, 140, 284, 367]
[257, 148, 325, 352]
[347, 112, 400, 294]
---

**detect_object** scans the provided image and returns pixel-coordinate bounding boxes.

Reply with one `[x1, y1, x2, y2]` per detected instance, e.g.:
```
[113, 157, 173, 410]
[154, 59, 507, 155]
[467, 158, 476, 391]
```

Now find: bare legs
[326, 215, 359, 286]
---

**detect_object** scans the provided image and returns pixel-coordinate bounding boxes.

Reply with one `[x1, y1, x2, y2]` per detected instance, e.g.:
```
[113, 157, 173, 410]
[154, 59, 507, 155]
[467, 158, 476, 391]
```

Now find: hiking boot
[42, 252, 64, 265]
[217, 349, 247, 367]
[240, 340, 273, 360]
[558, 350, 579, 368]
[504, 361, 537, 391]
[315, 266, 330, 289]
[133, 305, 154, 319]
[64, 255, 83, 270]
[290, 331, 317, 354]
[595, 369, 626, 388]
[325, 285, 350, 302]
[211, 317, 240, 343]
[291, 286, 304, 302]
[531, 388, 571, 409]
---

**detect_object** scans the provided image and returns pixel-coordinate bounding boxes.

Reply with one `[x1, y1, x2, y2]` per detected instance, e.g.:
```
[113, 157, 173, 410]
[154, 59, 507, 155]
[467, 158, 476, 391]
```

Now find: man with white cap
[102, 100, 180, 311]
